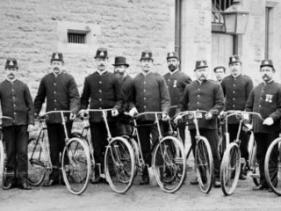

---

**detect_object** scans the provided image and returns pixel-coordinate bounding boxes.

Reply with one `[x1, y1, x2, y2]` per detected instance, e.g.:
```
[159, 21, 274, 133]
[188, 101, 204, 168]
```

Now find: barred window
[67, 30, 87, 44]
[212, 0, 234, 24]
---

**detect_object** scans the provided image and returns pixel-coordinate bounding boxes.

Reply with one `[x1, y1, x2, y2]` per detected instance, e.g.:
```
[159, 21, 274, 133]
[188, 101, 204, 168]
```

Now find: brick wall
[0, 0, 174, 96]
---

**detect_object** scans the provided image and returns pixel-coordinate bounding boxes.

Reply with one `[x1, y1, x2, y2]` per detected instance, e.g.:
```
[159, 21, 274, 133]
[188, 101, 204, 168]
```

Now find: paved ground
[1, 173, 281, 211]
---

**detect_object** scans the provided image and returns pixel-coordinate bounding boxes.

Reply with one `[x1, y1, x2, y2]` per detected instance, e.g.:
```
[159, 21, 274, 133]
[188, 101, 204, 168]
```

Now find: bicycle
[28, 110, 91, 195]
[220, 111, 262, 196]
[174, 110, 214, 194]
[264, 131, 281, 195]
[67, 108, 135, 194]
[128, 111, 186, 193]
[0, 116, 13, 188]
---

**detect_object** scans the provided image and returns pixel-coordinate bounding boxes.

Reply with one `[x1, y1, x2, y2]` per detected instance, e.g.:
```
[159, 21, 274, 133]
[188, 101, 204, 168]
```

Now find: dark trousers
[255, 132, 279, 187]
[228, 124, 250, 160]
[90, 121, 117, 171]
[3, 125, 28, 181]
[190, 129, 220, 179]
[47, 122, 72, 180]
[138, 123, 159, 167]
[162, 121, 186, 144]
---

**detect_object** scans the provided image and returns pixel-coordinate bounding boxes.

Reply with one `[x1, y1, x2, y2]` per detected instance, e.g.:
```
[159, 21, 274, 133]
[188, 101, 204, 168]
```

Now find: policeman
[0, 58, 34, 190]
[80, 48, 121, 183]
[213, 66, 226, 83]
[163, 51, 191, 141]
[221, 55, 253, 179]
[128, 50, 170, 184]
[34, 52, 80, 185]
[246, 59, 281, 190]
[113, 56, 133, 136]
[177, 60, 224, 187]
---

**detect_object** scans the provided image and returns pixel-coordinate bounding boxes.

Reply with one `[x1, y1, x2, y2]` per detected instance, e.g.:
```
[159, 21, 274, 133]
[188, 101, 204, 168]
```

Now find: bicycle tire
[195, 137, 214, 194]
[27, 137, 46, 186]
[104, 137, 135, 194]
[61, 137, 91, 195]
[0, 141, 5, 187]
[220, 143, 241, 196]
[264, 137, 281, 196]
[248, 137, 260, 186]
[152, 136, 186, 193]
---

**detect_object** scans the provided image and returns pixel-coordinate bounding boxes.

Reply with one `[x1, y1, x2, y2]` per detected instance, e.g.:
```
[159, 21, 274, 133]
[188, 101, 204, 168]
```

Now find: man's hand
[128, 107, 138, 117]
[27, 124, 35, 132]
[205, 112, 213, 120]
[78, 109, 88, 118]
[70, 112, 76, 120]
[111, 108, 119, 117]
[162, 113, 169, 121]
[263, 117, 274, 126]
[174, 114, 182, 125]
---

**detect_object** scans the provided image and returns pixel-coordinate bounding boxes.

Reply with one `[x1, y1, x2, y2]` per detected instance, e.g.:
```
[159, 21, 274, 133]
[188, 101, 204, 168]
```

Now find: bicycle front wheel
[152, 136, 186, 193]
[104, 137, 135, 194]
[195, 137, 214, 194]
[264, 137, 281, 196]
[248, 135, 260, 186]
[27, 137, 46, 186]
[220, 143, 241, 196]
[0, 140, 5, 187]
[62, 137, 91, 195]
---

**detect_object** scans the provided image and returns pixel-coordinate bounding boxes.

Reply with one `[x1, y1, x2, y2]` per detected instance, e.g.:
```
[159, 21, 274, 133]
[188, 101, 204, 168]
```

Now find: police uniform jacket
[130, 71, 170, 121]
[164, 70, 191, 117]
[80, 71, 122, 123]
[34, 72, 80, 123]
[245, 81, 281, 133]
[221, 74, 253, 124]
[0, 79, 34, 127]
[180, 80, 224, 129]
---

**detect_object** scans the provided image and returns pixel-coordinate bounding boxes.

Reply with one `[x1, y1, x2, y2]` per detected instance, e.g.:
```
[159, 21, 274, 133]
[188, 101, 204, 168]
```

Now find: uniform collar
[5, 77, 17, 83]
[96, 70, 107, 75]
[231, 74, 241, 80]
[263, 79, 274, 85]
[170, 69, 180, 75]
[141, 70, 152, 76]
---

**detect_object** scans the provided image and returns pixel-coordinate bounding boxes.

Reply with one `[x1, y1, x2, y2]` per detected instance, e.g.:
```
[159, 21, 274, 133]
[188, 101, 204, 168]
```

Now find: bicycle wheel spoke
[105, 138, 134, 193]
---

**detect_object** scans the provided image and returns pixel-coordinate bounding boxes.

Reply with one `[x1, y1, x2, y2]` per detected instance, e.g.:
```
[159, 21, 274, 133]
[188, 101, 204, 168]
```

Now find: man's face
[229, 62, 242, 77]
[51, 61, 63, 75]
[260, 66, 274, 82]
[96, 58, 108, 71]
[167, 58, 179, 72]
[195, 67, 208, 81]
[214, 68, 225, 81]
[141, 59, 153, 73]
[114, 65, 127, 78]
[5, 67, 18, 80]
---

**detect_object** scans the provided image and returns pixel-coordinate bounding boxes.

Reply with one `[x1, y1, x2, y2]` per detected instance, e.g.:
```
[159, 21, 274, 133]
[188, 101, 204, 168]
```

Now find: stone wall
[0, 0, 174, 96]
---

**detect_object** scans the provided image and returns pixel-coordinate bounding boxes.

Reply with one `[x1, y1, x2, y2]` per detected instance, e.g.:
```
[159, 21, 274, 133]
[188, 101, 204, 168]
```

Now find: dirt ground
[1, 172, 281, 211]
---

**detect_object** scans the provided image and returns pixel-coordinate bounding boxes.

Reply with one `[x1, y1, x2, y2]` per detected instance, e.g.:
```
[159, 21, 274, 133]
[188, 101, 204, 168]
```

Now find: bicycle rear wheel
[27, 137, 46, 186]
[62, 137, 91, 195]
[220, 143, 241, 196]
[0, 141, 5, 187]
[104, 137, 135, 194]
[152, 136, 186, 193]
[264, 137, 281, 196]
[195, 137, 214, 194]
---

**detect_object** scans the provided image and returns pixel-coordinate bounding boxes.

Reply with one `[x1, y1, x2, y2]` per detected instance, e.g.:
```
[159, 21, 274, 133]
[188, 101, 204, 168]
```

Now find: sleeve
[159, 76, 170, 113]
[34, 78, 46, 115]
[179, 75, 192, 95]
[68, 76, 80, 114]
[24, 84, 35, 125]
[113, 76, 122, 111]
[245, 89, 255, 112]
[221, 79, 226, 96]
[80, 77, 90, 110]
[209, 84, 224, 115]
[246, 77, 254, 101]
[269, 86, 281, 121]
[179, 86, 189, 112]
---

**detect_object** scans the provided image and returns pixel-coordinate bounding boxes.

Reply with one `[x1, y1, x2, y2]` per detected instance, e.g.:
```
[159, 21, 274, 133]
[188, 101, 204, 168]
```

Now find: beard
[168, 64, 177, 72]
[262, 74, 271, 82]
